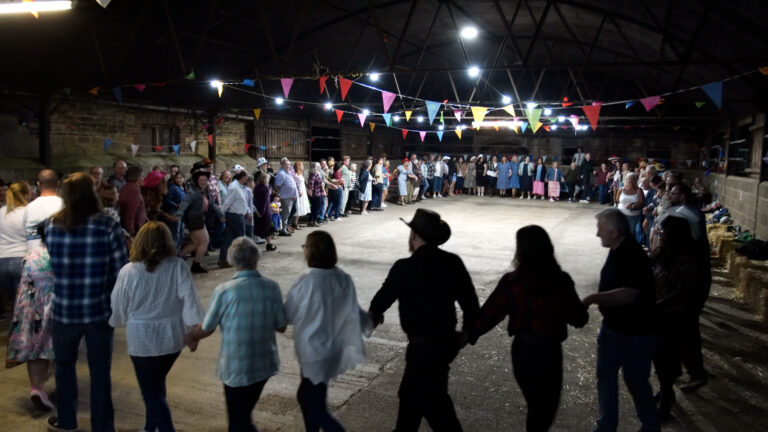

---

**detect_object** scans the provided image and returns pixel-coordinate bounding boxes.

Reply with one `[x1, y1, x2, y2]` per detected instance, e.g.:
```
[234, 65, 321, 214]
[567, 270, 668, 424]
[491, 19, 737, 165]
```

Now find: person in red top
[117, 166, 148, 236]
[470, 225, 588, 432]
[597, 162, 611, 204]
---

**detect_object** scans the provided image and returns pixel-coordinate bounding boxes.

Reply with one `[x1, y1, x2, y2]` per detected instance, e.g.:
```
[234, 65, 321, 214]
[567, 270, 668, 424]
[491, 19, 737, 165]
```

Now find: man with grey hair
[187, 236, 287, 432]
[273, 157, 298, 237]
[583, 208, 660, 432]
[107, 160, 128, 191]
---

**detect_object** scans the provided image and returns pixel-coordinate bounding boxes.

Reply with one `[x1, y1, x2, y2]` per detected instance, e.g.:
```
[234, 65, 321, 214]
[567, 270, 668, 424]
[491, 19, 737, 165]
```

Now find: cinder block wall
[707, 173, 766, 239]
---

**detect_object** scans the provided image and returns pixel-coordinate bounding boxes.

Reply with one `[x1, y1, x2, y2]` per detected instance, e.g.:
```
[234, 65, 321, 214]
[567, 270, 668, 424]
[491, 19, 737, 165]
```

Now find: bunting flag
[471, 106, 488, 123]
[568, 115, 579, 129]
[252, 108, 262, 120]
[339, 77, 353, 101]
[526, 107, 542, 126]
[369, 122, 376, 132]
[426, 100, 441, 124]
[455, 129, 462, 139]
[131, 144, 139, 156]
[700, 81, 722, 109]
[242, 79, 255, 87]
[96, 0, 112, 8]
[172, 144, 180, 155]
[88, 87, 99, 95]
[543, 125, 551, 132]
[319, 76, 328, 93]
[335, 109, 344, 123]
[453, 110, 462, 122]
[206, 134, 213, 146]
[533, 122, 543, 133]
[402, 129, 409, 139]
[280, 78, 293, 98]
[582, 104, 602, 131]
[405, 110, 413, 121]
[189, 140, 197, 153]
[183, 70, 195, 80]
[381, 91, 396, 113]
[244, 143, 252, 154]
[640, 96, 660, 111]
[440, 110, 444, 124]
[759, 66, 768, 75]
[493, 126, 499, 132]
[520, 122, 528, 133]
[436, 131, 444, 141]
[357, 113, 367, 127]
[112, 87, 123, 104]
[215, 81, 223, 98]
[503, 104, 516, 116]
[382, 113, 392, 127]
[561, 97, 573, 107]
[103, 139, 112, 152]
[695, 101, 706, 108]
[133, 84, 145, 92]
[153, 146, 163, 152]
[419, 131, 427, 142]
[216, 116, 223, 125]
[625, 101, 636, 109]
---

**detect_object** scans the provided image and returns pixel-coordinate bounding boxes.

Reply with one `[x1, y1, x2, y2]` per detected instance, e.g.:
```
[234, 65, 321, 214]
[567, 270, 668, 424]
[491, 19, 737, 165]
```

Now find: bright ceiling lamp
[460, 26, 478, 39]
[502, 95, 512, 104]
[0, 1, 72, 15]
[543, 108, 552, 116]
[370, 73, 380, 81]
[467, 66, 480, 77]
[275, 97, 284, 105]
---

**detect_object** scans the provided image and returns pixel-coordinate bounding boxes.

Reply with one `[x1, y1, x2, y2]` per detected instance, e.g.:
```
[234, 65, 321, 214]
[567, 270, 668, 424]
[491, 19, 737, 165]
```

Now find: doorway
[310, 127, 341, 161]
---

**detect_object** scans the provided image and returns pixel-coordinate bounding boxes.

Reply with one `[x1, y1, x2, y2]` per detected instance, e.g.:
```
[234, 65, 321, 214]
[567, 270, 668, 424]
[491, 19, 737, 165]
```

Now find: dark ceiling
[2, 0, 768, 128]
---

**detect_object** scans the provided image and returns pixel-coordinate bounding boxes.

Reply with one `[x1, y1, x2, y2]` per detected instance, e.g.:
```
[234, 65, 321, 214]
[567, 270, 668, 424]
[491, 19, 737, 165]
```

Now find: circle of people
[0, 151, 710, 432]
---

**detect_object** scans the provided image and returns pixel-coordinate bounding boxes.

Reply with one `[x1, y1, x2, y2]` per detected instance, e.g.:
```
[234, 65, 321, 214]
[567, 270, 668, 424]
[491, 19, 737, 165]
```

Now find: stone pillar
[747, 113, 765, 180]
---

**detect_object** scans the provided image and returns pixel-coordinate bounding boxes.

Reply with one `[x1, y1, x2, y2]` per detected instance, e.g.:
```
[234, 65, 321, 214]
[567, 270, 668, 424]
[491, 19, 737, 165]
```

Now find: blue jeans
[297, 377, 345, 432]
[420, 178, 429, 198]
[372, 183, 383, 208]
[327, 189, 342, 219]
[220, 212, 246, 263]
[280, 198, 296, 231]
[0, 256, 23, 315]
[594, 324, 659, 432]
[131, 351, 181, 432]
[625, 214, 644, 246]
[598, 185, 608, 203]
[432, 176, 443, 195]
[53, 320, 114, 432]
[310, 195, 324, 223]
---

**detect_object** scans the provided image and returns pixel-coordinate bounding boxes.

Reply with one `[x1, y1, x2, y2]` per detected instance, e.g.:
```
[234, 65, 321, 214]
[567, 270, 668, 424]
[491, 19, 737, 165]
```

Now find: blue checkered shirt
[202, 270, 287, 387]
[46, 213, 129, 324]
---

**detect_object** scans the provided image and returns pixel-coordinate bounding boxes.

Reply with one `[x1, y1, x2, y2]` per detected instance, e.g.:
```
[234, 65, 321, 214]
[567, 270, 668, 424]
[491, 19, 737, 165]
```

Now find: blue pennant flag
[112, 87, 123, 104]
[521, 122, 529, 133]
[425, 100, 441, 125]
[701, 81, 722, 109]
[259, 145, 267, 150]
[172, 144, 180, 156]
[242, 79, 255, 87]
[436, 131, 444, 142]
[625, 101, 636, 109]
[103, 139, 112, 152]
[382, 113, 392, 127]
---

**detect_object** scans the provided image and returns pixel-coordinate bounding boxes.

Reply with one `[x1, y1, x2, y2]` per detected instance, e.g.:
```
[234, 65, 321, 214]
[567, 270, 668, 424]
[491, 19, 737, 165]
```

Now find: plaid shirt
[308, 172, 326, 197]
[208, 175, 221, 205]
[46, 213, 128, 324]
[202, 270, 287, 387]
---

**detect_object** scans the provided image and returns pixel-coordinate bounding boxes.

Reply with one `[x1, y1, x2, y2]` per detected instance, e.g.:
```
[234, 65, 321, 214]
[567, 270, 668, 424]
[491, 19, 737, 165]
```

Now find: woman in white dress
[293, 161, 311, 227]
[358, 160, 373, 215]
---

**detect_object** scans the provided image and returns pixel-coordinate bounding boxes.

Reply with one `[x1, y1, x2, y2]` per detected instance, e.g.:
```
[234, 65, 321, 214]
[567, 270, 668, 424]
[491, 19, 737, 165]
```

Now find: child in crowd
[270, 194, 282, 239]
[99, 185, 121, 224]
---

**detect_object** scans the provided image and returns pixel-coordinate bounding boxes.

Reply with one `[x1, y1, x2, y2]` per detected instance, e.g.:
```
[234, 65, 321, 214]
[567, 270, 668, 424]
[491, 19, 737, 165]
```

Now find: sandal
[266, 244, 277, 251]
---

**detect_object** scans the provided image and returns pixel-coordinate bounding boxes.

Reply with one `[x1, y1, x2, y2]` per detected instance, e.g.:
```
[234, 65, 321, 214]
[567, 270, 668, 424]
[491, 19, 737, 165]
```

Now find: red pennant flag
[319, 76, 329, 93]
[582, 104, 602, 131]
[245, 143, 252, 153]
[339, 77, 353, 101]
[206, 135, 213, 146]
[402, 129, 408, 140]
[216, 116, 223, 125]
[543, 125, 551, 131]
[153, 146, 162, 152]
[335, 110, 344, 123]
[134, 84, 146, 92]
[561, 97, 573, 107]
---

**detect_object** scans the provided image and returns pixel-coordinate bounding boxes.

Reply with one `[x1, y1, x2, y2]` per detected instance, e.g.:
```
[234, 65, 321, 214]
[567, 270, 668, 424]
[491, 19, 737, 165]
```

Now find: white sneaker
[580, 199, 590, 203]
[381, 203, 388, 208]
[528, 196, 532, 199]
[519, 195, 524, 199]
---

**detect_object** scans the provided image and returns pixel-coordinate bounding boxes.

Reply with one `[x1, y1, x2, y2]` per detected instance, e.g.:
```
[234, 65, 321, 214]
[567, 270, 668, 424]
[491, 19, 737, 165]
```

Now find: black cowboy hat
[400, 209, 451, 246]
[191, 170, 211, 182]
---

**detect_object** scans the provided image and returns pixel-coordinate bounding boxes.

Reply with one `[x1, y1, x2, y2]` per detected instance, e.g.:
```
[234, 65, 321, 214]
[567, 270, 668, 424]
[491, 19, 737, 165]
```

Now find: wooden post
[39, 94, 51, 168]
[208, 112, 216, 162]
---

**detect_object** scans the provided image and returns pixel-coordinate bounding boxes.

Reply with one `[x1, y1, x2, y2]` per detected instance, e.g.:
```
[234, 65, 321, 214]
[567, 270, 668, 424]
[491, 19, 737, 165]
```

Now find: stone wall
[706, 173, 768, 239]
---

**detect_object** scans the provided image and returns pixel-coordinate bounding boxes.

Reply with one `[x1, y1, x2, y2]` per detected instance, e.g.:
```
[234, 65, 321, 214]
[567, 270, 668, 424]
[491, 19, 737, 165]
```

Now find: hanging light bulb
[370, 73, 380, 81]
[363, 109, 370, 116]
[557, 116, 566, 123]
[551, 125, 558, 130]
[543, 108, 552, 116]
[393, 115, 401, 122]
[468, 66, 480, 77]
[526, 102, 537, 109]
[417, 115, 424, 122]
[460, 26, 479, 39]
[502, 95, 512, 104]
[324, 102, 333, 110]
[438, 124, 444, 130]
[275, 97, 284, 105]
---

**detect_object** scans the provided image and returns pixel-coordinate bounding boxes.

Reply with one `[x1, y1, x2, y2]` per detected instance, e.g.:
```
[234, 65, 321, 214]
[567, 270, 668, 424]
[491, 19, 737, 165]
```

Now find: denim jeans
[297, 377, 345, 432]
[53, 320, 114, 432]
[372, 183, 383, 208]
[625, 214, 644, 245]
[280, 197, 296, 231]
[594, 324, 659, 432]
[0, 256, 23, 315]
[224, 379, 268, 432]
[309, 195, 324, 223]
[327, 189, 342, 219]
[432, 176, 443, 195]
[131, 351, 181, 432]
[166, 220, 185, 251]
[220, 212, 246, 263]
[420, 178, 429, 199]
[598, 185, 609, 203]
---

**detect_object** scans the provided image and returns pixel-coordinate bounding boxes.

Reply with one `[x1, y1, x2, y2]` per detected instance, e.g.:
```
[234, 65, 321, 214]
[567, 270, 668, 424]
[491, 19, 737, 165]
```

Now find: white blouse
[109, 257, 204, 357]
[284, 267, 372, 385]
[0, 206, 27, 258]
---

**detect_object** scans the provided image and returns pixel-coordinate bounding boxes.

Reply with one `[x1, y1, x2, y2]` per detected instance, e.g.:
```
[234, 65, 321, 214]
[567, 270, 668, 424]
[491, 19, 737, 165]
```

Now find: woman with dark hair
[164, 172, 186, 250]
[475, 155, 487, 197]
[496, 155, 511, 196]
[176, 170, 221, 273]
[518, 155, 534, 199]
[470, 225, 588, 431]
[253, 171, 277, 251]
[532, 157, 547, 200]
[651, 215, 705, 419]
[110, 221, 203, 432]
[285, 230, 371, 432]
[486, 155, 499, 196]
[358, 160, 372, 214]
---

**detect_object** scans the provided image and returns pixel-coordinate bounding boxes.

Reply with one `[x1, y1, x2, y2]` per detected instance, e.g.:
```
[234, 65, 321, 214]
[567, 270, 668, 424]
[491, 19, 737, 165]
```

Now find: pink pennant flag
[640, 96, 660, 111]
[453, 110, 462, 122]
[357, 113, 367, 127]
[419, 131, 427, 142]
[133, 84, 146, 92]
[381, 91, 396, 113]
[280, 78, 294, 98]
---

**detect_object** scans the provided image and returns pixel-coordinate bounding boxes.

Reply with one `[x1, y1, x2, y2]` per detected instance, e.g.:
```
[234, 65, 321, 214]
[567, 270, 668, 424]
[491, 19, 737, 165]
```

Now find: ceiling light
[526, 102, 537, 109]
[460, 26, 479, 39]
[0, 1, 72, 14]
[370, 73, 380, 81]
[468, 66, 480, 77]
[543, 108, 552, 116]
[557, 116, 566, 123]
[393, 115, 401, 122]
[209, 80, 222, 88]
[551, 125, 558, 130]
[438, 124, 444, 130]
[417, 115, 424, 122]
[275, 97, 284, 105]
[502, 95, 512, 104]
[363, 109, 370, 116]
[324, 102, 333, 110]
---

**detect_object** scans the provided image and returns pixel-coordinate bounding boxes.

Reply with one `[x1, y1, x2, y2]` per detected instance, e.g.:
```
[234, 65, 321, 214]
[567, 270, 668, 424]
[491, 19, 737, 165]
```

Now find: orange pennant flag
[206, 135, 213, 146]
[88, 87, 100, 95]
[252, 108, 262, 120]
[369, 122, 376, 132]
[760, 66, 768, 75]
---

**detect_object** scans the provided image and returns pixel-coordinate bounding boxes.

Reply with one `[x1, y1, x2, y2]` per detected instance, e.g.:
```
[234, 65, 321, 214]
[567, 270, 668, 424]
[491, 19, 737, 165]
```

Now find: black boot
[191, 262, 208, 274]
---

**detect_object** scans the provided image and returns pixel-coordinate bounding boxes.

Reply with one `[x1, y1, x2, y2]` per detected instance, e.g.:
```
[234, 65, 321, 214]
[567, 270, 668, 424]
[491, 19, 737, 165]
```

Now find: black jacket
[357, 169, 370, 193]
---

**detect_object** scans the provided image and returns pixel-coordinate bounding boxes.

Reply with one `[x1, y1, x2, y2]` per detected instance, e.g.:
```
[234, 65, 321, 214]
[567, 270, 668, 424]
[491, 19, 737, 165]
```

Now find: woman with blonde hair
[110, 221, 204, 432]
[1, 181, 31, 320]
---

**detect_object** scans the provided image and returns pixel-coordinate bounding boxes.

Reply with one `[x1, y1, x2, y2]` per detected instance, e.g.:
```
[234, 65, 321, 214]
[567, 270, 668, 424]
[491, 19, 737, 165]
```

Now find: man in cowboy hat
[369, 209, 479, 431]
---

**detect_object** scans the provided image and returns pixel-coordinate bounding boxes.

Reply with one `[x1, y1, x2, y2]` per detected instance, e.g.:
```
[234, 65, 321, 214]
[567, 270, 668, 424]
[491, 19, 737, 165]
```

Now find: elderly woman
[395, 159, 412, 206]
[253, 171, 277, 251]
[358, 160, 373, 215]
[177, 169, 221, 273]
[546, 161, 565, 202]
[110, 221, 204, 432]
[465, 156, 477, 196]
[509, 155, 521, 197]
[617, 172, 645, 244]
[189, 237, 287, 432]
[496, 155, 511, 196]
[307, 163, 326, 227]
[285, 231, 371, 432]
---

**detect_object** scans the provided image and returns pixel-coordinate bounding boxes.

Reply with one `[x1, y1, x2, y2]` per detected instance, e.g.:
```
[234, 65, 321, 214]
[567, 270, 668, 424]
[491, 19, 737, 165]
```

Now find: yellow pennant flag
[493, 126, 499, 132]
[405, 110, 413, 121]
[471, 106, 488, 123]
[533, 121, 543, 133]
[252, 108, 262, 120]
[455, 129, 462, 139]
[503, 104, 516, 117]
[369, 122, 376, 132]
[760, 65, 768, 75]
[88, 87, 100, 95]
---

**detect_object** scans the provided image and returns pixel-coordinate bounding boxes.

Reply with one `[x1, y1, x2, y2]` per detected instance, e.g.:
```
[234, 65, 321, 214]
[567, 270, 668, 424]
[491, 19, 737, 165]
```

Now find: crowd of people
[0, 149, 712, 432]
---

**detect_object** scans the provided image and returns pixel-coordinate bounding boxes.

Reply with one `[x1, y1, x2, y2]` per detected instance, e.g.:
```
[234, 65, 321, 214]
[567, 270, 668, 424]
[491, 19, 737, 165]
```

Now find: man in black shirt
[583, 208, 660, 432]
[579, 153, 594, 203]
[369, 209, 479, 431]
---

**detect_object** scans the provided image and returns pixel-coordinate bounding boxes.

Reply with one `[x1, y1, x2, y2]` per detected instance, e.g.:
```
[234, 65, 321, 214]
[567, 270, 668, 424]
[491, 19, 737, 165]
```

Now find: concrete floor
[2, 195, 767, 431]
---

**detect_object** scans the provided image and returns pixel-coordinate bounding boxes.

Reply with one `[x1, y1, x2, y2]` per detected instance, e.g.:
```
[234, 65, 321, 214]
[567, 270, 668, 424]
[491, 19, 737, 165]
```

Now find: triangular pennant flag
[183, 69, 195, 79]
[526, 108, 542, 126]
[440, 110, 444, 124]
[335, 110, 344, 123]
[112, 87, 123, 104]
[419, 131, 427, 142]
[760, 66, 768, 75]
[533, 122, 543, 133]
[369, 122, 376, 132]
[568, 115, 579, 129]
[520, 122, 528, 133]
[133, 84, 145, 92]
[319, 76, 328, 93]
[561, 97, 573, 107]
[695, 101, 706, 108]
[216, 116, 223, 125]
[88, 87, 99, 95]
[280, 78, 293, 98]
[172, 144, 180, 155]
[471, 106, 488, 123]
[455, 129, 462, 139]
[700, 81, 722, 109]
[153, 145, 163, 152]
[103, 139, 112, 152]
[543, 125, 551, 132]
[381, 91, 396, 113]
[503, 104, 516, 116]
[582, 104, 602, 131]
[339, 77, 353, 101]
[189, 140, 197, 153]
[382, 113, 392, 127]
[244, 143, 252, 153]
[625, 101, 636, 109]
[131, 144, 139, 156]
[207, 135, 213, 146]
[402, 129, 409, 139]
[493, 126, 499, 132]
[357, 113, 367, 127]
[96, 0, 112, 8]
[436, 131, 444, 141]
[453, 110, 462, 122]
[405, 110, 413, 122]
[242, 79, 255, 87]
[426, 100, 441, 124]
[252, 108, 262, 120]
[640, 96, 660, 111]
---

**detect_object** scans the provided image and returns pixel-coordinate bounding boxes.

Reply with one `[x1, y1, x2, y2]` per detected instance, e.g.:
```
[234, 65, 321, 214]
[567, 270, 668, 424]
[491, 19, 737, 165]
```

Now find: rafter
[390, 0, 418, 69]
[671, 0, 714, 90]
[522, 0, 553, 66]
